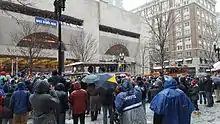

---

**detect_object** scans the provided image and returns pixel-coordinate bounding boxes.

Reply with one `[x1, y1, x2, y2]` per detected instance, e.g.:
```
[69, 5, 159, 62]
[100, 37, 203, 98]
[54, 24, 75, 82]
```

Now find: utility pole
[54, 0, 66, 75]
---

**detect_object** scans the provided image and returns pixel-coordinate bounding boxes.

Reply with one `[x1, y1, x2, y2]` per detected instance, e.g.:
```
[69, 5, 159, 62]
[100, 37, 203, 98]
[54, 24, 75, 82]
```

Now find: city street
[27, 103, 220, 124]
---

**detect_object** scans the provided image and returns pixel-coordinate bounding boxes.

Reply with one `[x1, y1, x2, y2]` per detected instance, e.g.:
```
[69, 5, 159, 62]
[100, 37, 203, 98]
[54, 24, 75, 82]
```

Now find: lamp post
[119, 53, 125, 72]
[54, 0, 66, 75]
[214, 44, 220, 61]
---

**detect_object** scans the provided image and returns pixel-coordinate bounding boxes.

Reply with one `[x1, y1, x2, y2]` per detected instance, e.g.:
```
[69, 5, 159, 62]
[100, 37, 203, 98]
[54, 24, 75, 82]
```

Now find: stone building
[0, 0, 148, 74]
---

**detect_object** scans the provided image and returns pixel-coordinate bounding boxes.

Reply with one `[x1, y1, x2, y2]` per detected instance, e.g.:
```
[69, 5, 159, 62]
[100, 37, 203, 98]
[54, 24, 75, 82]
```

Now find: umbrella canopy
[95, 73, 118, 89]
[81, 74, 99, 84]
[212, 76, 220, 84]
[212, 61, 220, 71]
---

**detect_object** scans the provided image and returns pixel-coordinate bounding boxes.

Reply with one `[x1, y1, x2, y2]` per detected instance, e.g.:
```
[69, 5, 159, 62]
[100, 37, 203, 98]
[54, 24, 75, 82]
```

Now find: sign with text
[35, 17, 57, 27]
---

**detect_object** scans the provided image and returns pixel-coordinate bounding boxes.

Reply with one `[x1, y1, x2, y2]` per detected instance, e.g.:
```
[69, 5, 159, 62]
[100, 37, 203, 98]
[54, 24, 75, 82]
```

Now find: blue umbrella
[212, 76, 220, 85]
[95, 73, 117, 89]
[81, 74, 99, 84]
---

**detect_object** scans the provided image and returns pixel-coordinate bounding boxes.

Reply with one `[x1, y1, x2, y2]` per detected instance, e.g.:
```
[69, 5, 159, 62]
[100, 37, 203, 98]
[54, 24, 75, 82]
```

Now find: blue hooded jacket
[150, 76, 194, 124]
[115, 80, 142, 113]
[11, 82, 30, 114]
[0, 85, 5, 97]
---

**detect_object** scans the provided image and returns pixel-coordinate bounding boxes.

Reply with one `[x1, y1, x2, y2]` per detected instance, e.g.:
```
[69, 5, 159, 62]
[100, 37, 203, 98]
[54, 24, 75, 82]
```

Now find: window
[177, 53, 182, 58]
[175, 0, 181, 7]
[184, 29, 191, 35]
[184, 15, 190, 20]
[177, 39, 182, 43]
[185, 44, 191, 49]
[176, 31, 182, 37]
[177, 45, 183, 50]
[183, 0, 189, 5]
[183, 7, 189, 15]
[184, 22, 190, 27]
[187, 52, 191, 57]
[186, 60, 192, 64]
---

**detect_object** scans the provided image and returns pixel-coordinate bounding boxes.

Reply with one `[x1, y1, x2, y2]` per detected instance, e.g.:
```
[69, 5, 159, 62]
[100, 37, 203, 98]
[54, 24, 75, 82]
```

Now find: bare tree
[199, 24, 219, 70]
[8, 20, 46, 73]
[143, 3, 178, 74]
[69, 31, 97, 62]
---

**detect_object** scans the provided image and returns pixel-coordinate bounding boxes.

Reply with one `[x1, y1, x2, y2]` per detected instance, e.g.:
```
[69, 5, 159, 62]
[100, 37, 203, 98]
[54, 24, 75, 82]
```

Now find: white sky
[123, 0, 220, 12]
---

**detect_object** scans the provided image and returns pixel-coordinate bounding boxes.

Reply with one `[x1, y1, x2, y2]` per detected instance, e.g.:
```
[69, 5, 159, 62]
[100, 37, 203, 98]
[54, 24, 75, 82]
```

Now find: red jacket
[69, 83, 88, 114]
[0, 95, 3, 115]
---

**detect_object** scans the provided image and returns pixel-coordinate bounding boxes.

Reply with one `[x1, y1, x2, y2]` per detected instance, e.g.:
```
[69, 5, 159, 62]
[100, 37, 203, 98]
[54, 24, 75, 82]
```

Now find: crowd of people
[0, 69, 219, 124]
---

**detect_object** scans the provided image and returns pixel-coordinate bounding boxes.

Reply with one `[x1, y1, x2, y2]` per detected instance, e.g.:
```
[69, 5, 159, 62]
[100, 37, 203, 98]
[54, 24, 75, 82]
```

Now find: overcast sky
[123, 0, 220, 12]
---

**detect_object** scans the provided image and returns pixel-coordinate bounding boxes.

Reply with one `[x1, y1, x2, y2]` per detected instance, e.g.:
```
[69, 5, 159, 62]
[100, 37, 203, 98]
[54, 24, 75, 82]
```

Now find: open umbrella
[81, 74, 99, 84]
[212, 61, 220, 71]
[212, 76, 220, 85]
[95, 73, 118, 89]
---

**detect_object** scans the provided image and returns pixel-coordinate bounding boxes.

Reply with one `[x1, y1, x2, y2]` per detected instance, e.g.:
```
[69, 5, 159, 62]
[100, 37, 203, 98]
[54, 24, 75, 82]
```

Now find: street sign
[35, 17, 57, 27]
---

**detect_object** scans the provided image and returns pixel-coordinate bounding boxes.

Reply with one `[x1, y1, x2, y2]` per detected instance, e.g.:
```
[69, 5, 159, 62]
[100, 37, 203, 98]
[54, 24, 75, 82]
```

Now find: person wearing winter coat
[189, 80, 200, 111]
[10, 82, 30, 124]
[115, 80, 147, 124]
[136, 77, 147, 111]
[55, 83, 69, 124]
[150, 76, 194, 124]
[87, 83, 100, 121]
[204, 75, 214, 107]
[69, 82, 88, 124]
[2, 92, 13, 124]
[99, 87, 114, 124]
[30, 79, 60, 124]
[0, 91, 4, 124]
[178, 77, 190, 96]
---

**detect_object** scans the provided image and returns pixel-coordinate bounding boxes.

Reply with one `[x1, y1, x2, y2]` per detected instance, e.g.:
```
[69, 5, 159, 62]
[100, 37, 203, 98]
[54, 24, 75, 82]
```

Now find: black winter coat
[55, 90, 69, 113]
[204, 79, 213, 92]
[2, 96, 13, 119]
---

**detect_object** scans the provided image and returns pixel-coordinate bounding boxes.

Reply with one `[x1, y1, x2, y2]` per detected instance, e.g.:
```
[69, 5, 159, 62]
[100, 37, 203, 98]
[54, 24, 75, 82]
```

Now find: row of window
[177, 52, 192, 58]
[196, 0, 215, 12]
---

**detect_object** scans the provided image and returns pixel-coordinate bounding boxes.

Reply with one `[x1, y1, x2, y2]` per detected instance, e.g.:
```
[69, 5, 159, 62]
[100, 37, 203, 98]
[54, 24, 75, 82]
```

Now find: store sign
[35, 17, 57, 27]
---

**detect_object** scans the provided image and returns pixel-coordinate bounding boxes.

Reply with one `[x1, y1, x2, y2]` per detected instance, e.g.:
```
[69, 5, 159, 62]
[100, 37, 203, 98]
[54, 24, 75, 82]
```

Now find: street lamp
[214, 44, 220, 61]
[54, 0, 66, 75]
[119, 53, 125, 72]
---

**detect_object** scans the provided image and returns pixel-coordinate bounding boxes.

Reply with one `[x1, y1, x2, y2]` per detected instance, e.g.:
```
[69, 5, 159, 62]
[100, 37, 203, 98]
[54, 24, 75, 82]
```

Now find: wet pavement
[28, 103, 220, 124]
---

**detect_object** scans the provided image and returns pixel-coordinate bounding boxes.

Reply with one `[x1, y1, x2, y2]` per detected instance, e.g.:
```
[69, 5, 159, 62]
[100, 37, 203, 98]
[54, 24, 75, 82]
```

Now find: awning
[153, 66, 170, 70]
[164, 60, 169, 63]
[185, 58, 193, 61]
[175, 59, 183, 62]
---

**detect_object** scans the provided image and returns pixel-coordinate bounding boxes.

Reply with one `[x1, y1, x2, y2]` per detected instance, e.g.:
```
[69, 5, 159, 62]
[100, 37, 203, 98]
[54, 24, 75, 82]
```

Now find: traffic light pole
[54, 0, 65, 75]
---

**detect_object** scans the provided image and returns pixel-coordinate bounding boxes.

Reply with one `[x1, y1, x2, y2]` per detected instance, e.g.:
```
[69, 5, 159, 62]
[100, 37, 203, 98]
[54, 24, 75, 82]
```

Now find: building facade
[101, 0, 123, 8]
[132, 0, 217, 74]
[0, 0, 147, 74]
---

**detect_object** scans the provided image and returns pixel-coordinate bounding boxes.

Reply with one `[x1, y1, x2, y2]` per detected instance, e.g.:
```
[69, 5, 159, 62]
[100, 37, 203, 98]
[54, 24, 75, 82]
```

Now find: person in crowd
[0, 85, 5, 97]
[99, 87, 114, 124]
[204, 75, 214, 107]
[178, 77, 190, 96]
[87, 83, 100, 121]
[30, 79, 60, 124]
[2, 91, 13, 124]
[198, 77, 207, 104]
[150, 76, 194, 124]
[10, 82, 30, 124]
[69, 82, 88, 124]
[176, 77, 188, 96]
[214, 70, 220, 103]
[48, 70, 67, 92]
[55, 83, 69, 124]
[115, 79, 147, 124]
[189, 80, 200, 111]
[0, 91, 4, 124]
[136, 77, 147, 111]
[148, 79, 163, 102]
